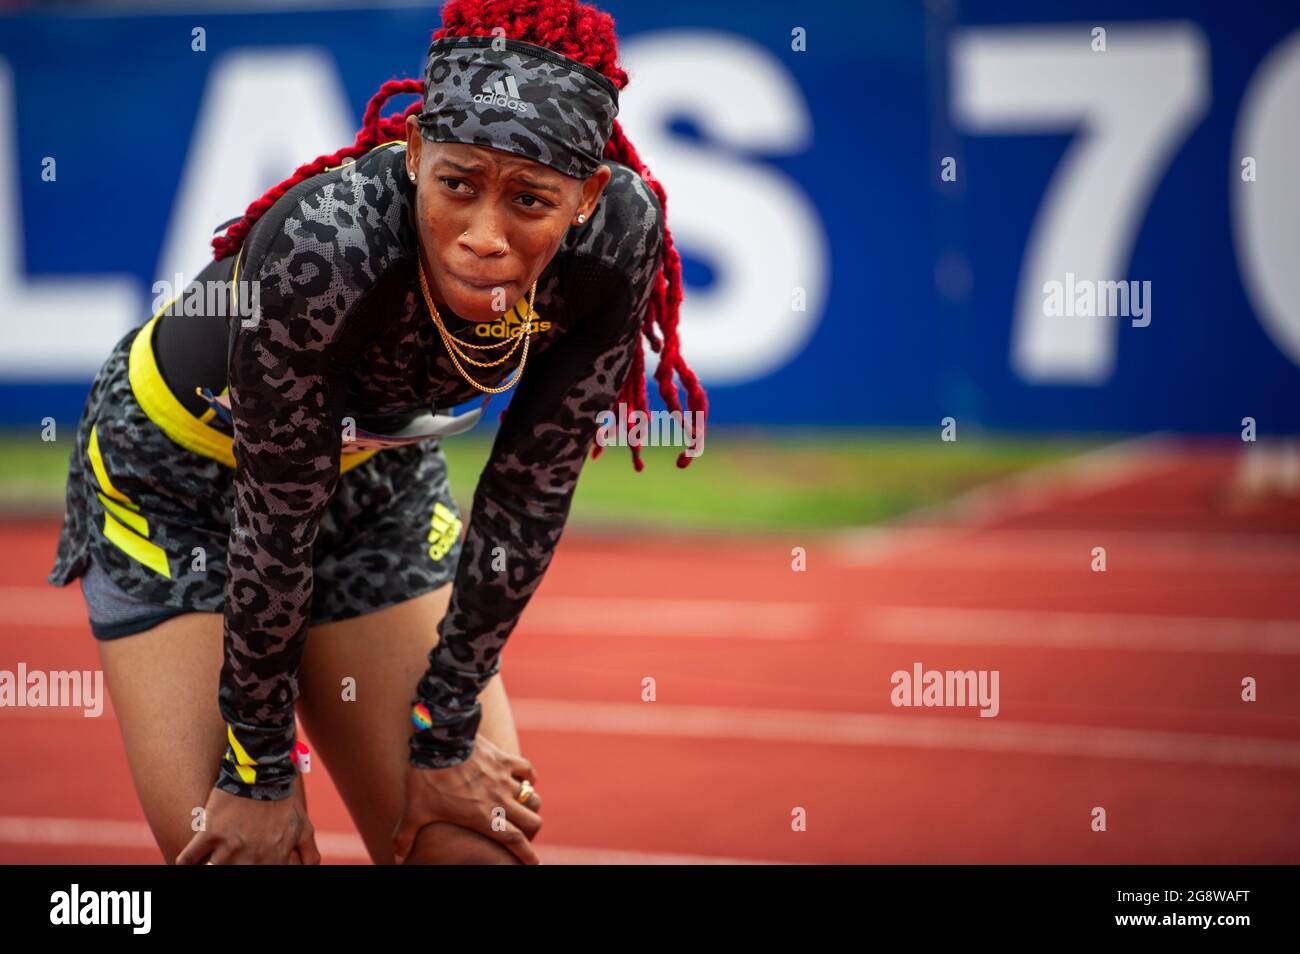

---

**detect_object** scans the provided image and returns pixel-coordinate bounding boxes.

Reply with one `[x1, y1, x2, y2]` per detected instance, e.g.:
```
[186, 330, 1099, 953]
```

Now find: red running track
[1, 438, 1298, 863]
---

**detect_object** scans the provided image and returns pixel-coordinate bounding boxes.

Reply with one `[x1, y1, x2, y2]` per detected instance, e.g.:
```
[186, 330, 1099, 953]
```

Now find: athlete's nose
[459, 213, 509, 257]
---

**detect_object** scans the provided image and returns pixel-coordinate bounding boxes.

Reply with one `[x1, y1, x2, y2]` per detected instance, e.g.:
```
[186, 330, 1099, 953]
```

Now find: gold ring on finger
[515, 779, 536, 805]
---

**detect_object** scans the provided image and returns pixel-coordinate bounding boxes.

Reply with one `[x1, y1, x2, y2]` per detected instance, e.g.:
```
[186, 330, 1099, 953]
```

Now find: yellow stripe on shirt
[101, 510, 171, 579]
[87, 425, 135, 508]
[226, 725, 258, 785]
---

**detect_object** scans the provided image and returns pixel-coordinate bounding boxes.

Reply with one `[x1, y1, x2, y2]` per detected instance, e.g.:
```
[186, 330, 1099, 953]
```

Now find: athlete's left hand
[392, 733, 543, 864]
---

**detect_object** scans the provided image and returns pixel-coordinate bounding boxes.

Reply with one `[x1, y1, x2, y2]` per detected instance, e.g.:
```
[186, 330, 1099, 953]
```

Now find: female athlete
[46, 0, 706, 865]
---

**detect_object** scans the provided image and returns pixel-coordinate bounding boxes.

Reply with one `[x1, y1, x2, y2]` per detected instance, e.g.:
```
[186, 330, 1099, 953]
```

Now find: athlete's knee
[402, 821, 523, 865]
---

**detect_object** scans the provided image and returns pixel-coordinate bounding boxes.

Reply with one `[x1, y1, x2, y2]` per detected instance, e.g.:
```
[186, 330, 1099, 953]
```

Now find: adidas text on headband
[416, 35, 619, 179]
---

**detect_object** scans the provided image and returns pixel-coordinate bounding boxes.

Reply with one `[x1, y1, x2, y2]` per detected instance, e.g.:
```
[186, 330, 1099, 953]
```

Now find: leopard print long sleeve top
[213, 140, 663, 800]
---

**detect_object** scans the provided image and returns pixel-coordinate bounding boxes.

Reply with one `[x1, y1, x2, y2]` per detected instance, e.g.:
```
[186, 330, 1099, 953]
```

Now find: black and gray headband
[417, 35, 620, 179]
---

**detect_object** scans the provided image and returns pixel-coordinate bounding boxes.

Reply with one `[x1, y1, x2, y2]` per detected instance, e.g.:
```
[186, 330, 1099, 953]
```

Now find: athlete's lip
[450, 272, 513, 291]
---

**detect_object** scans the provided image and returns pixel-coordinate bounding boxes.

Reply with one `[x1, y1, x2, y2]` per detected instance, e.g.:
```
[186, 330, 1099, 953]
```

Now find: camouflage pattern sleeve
[215, 156, 412, 801]
[409, 175, 665, 769]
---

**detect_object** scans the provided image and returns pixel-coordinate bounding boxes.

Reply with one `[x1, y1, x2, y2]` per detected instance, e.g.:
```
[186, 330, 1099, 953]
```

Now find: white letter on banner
[951, 24, 1208, 384]
[1232, 29, 1300, 369]
[155, 50, 358, 291]
[618, 32, 828, 385]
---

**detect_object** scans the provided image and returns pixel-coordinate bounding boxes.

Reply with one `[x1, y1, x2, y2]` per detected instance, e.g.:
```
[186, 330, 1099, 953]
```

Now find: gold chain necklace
[418, 263, 535, 352]
[418, 259, 538, 394]
[419, 262, 532, 368]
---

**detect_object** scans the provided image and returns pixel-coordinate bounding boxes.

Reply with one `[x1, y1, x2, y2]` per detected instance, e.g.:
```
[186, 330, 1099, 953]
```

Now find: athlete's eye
[441, 177, 473, 195]
[516, 193, 548, 209]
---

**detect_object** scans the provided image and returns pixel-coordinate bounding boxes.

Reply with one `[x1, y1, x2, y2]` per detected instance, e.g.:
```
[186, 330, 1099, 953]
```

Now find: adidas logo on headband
[473, 74, 529, 114]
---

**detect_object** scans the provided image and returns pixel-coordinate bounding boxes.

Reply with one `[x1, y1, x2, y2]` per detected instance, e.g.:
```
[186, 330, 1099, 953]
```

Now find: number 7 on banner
[950, 23, 1209, 384]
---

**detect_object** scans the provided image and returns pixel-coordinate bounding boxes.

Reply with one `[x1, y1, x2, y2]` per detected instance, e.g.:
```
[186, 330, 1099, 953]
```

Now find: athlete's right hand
[176, 773, 320, 865]
[393, 734, 543, 865]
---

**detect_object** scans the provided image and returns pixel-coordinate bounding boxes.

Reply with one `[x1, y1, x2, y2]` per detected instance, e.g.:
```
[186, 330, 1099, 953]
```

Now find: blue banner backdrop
[0, 1, 1297, 434]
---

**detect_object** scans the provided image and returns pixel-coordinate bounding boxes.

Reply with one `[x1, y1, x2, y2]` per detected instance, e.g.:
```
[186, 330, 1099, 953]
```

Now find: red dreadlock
[211, 0, 706, 470]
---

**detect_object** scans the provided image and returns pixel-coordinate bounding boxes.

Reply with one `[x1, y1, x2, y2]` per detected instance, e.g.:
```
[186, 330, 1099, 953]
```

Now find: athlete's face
[404, 116, 611, 323]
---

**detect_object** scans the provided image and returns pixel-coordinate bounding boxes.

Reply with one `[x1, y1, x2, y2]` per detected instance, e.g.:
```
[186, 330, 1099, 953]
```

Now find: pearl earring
[576, 214, 586, 224]
[408, 171, 416, 182]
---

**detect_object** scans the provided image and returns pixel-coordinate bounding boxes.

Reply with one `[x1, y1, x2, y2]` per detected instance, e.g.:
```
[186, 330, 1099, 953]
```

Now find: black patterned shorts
[47, 317, 465, 640]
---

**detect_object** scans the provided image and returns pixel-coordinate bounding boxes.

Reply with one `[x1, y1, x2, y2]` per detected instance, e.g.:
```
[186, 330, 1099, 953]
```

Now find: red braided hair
[211, 0, 706, 470]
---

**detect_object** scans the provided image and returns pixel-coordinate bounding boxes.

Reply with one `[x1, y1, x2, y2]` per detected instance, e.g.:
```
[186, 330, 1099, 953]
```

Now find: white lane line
[524, 597, 821, 639]
[868, 606, 1300, 655]
[511, 699, 1300, 769]
[0, 817, 154, 850]
[12, 695, 1297, 769]
[833, 527, 1300, 571]
[4, 587, 1299, 655]
[0, 587, 822, 639]
[0, 816, 780, 865]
